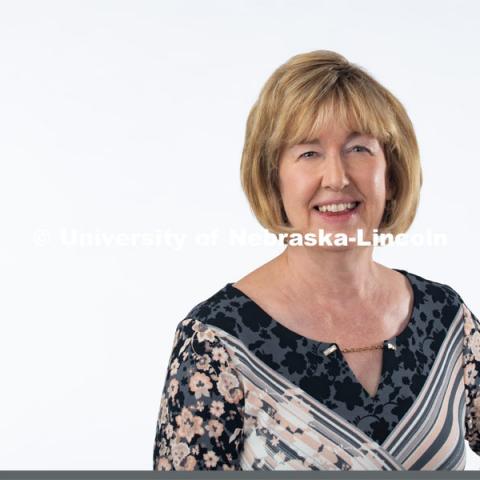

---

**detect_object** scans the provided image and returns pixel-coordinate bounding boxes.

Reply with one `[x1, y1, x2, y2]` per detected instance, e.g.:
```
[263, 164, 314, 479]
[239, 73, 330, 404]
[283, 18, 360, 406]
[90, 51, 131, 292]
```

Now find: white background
[0, 0, 479, 470]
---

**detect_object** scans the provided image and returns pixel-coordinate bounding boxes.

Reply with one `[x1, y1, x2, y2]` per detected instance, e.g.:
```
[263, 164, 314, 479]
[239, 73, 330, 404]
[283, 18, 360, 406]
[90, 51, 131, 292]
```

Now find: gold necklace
[341, 343, 385, 353]
[323, 341, 396, 356]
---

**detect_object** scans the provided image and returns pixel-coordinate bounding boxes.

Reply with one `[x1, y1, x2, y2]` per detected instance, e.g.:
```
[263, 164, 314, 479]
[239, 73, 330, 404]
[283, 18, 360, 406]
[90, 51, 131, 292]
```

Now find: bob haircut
[240, 50, 422, 239]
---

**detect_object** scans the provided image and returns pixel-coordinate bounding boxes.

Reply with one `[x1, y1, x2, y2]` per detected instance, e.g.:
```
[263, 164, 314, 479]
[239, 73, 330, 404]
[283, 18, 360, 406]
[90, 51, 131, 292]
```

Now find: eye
[299, 151, 318, 159]
[350, 145, 371, 154]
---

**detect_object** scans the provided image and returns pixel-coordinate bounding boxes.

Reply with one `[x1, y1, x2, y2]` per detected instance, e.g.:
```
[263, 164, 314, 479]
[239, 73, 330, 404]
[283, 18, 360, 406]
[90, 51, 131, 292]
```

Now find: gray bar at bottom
[0, 470, 478, 479]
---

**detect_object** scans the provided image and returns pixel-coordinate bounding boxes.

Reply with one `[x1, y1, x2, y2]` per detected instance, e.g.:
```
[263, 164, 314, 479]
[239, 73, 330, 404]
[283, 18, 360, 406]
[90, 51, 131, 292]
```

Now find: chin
[316, 243, 358, 252]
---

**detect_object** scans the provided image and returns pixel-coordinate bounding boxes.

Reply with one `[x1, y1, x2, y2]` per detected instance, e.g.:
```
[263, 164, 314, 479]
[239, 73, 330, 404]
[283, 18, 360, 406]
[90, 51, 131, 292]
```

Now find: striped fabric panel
[206, 303, 467, 470]
[382, 305, 466, 469]
[402, 357, 465, 469]
[238, 370, 394, 470]
[208, 326, 404, 470]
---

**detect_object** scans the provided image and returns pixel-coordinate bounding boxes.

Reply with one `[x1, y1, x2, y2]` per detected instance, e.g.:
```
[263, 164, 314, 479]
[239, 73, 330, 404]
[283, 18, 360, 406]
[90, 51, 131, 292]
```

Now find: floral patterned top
[153, 269, 480, 470]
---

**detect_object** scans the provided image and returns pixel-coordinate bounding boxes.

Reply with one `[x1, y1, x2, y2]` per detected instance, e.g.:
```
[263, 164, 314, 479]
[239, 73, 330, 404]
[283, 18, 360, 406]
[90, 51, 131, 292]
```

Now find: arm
[462, 303, 480, 455]
[153, 318, 245, 470]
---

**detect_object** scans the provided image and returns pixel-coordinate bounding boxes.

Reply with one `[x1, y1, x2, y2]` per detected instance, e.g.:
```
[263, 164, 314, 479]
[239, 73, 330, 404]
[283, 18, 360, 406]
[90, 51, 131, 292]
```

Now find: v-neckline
[227, 268, 417, 402]
[336, 338, 393, 400]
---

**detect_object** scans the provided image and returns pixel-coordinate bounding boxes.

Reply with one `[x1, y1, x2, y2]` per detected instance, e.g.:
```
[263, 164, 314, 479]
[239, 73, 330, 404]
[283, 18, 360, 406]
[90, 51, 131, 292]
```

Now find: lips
[312, 201, 361, 223]
[313, 201, 361, 213]
[313, 198, 361, 208]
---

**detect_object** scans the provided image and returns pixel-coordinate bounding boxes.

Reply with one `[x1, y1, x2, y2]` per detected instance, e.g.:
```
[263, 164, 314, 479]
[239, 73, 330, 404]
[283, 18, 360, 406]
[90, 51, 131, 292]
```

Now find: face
[278, 121, 390, 246]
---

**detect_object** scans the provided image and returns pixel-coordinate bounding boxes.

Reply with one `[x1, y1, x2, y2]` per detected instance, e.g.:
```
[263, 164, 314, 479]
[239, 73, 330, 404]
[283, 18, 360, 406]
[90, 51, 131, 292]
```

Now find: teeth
[316, 202, 357, 213]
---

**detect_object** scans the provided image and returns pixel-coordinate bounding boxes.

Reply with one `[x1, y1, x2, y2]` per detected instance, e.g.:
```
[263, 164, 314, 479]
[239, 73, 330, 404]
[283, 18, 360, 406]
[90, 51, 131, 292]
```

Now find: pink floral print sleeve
[153, 318, 244, 471]
[462, 303, 480, 454]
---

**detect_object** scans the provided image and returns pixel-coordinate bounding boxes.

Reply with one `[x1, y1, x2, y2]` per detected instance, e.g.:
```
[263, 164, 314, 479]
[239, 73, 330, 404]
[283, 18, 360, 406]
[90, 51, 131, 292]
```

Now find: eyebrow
[296, 131, 370, 146]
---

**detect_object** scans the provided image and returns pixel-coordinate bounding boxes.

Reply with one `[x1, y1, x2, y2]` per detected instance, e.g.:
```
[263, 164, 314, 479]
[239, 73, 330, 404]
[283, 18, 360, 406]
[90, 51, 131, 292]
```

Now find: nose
[321, 152, 350, 191]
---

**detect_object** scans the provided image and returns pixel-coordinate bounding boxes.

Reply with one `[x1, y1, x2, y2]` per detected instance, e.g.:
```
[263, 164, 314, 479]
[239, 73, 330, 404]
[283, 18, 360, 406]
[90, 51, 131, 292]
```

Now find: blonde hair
[240, 50, 422, 239]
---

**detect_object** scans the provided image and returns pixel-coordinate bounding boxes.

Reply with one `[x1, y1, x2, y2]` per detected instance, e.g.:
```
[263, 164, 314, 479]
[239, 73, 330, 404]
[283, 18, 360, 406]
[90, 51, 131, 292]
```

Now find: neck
[274, 244, 383, 307]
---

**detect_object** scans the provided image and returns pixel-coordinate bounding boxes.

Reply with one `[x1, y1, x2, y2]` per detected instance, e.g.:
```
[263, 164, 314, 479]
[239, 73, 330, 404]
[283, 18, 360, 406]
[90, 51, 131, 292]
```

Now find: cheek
[355, 163, 387, 195]
[280, 169, 314, 201]
[372, 174, 387, 194]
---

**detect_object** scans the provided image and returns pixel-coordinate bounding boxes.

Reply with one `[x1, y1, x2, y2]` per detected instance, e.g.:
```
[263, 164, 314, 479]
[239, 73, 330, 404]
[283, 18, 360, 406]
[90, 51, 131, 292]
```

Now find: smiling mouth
[313, 201, 361, 215]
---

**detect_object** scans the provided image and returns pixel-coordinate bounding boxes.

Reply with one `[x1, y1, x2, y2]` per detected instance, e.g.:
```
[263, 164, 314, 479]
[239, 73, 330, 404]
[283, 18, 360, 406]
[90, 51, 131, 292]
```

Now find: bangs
[280, 79, 397, 150]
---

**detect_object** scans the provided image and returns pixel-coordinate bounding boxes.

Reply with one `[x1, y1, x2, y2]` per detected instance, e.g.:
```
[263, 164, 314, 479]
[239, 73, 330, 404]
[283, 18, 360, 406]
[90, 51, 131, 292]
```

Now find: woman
[153, 50, 480, 470]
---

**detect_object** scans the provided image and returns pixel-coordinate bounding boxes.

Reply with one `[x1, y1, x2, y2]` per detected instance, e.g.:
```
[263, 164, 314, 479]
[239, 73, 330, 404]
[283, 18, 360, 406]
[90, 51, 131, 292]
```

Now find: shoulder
[176, 283, 251, 341]
[403, 270, 480, 337]
[183, 283, 235, 323]
[395, 268, 469, 340]
[163, 283, 251, 367]
[401, 269, 464, 309]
